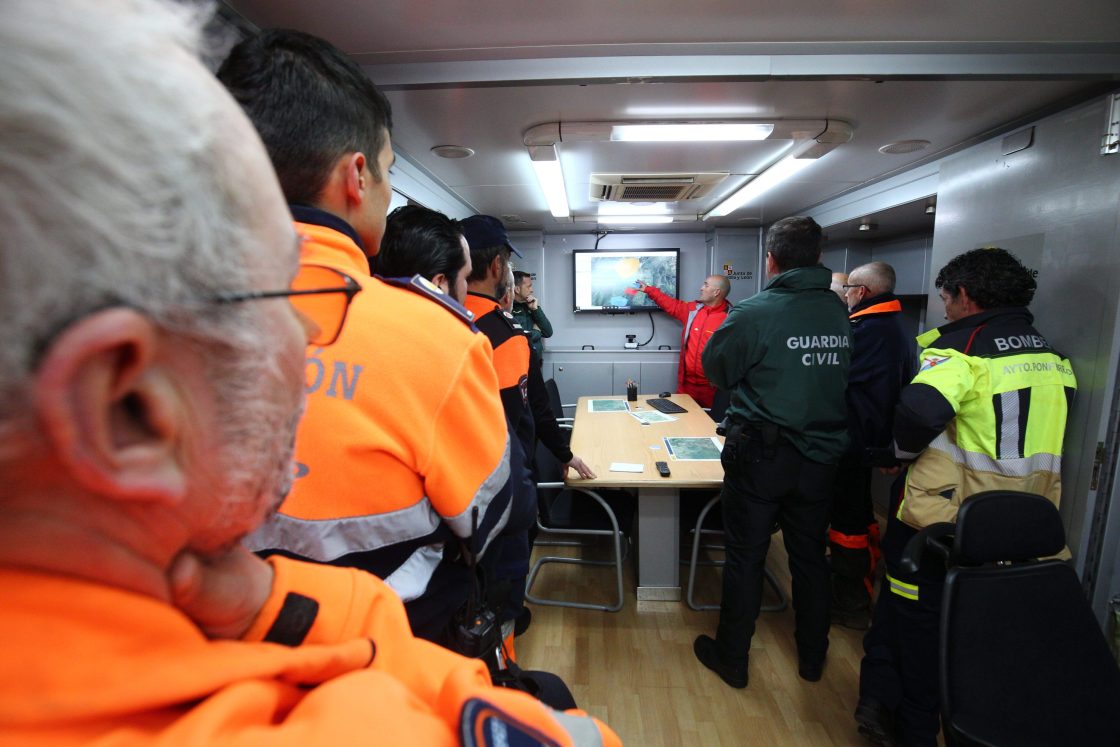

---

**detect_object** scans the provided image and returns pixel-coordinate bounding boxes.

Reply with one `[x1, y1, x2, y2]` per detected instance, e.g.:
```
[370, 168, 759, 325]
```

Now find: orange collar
[849, 299, 902, 320]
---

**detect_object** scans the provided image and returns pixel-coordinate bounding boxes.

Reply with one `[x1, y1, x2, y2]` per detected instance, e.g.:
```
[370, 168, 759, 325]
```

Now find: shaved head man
[635, 273, 734, 408]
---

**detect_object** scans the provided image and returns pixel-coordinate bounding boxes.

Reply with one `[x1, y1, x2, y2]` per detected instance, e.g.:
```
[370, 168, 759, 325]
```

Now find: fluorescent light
[597, 202, 671, 216]
[611, 123, 774, 142]
[529, 157, 570, 218]
[705, 155, 815, 218]
[596, 215, 675, 224]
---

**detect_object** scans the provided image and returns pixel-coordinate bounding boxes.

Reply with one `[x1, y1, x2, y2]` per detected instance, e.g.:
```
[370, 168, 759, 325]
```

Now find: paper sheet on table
[663, 436, 723, 461]
[608, 462, 645, 473]
[629, 410, 677, 425]
[589, 399, 630, 412]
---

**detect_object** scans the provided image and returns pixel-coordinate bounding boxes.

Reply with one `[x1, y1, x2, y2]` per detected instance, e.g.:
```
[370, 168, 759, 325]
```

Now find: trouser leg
[859, 579, 902, 709]
[830, 456, 874, 611]
[714, 449, 787, 668]
[859, 511, 945, 747]
[781, 449, 836, 665]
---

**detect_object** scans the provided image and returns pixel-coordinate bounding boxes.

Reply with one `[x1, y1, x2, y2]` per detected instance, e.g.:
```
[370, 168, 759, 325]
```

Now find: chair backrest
[939, 491, 1120, 745]
[708, 388, 731, 423]
[543, 378, 566, 420]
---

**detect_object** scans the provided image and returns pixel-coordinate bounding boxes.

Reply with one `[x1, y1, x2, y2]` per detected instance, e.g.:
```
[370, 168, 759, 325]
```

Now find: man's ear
[431, 273, 450, 295]
[33, 308, 187, 504]
[488, 254, 505, 282]
[343, 152, 367, 207]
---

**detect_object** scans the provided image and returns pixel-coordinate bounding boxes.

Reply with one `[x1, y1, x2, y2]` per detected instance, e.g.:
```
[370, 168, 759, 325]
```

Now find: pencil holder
[626, 383, 638, 402]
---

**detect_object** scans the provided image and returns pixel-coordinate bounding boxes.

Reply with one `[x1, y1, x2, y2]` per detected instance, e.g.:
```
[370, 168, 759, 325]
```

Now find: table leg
[636, 486, 680, 601]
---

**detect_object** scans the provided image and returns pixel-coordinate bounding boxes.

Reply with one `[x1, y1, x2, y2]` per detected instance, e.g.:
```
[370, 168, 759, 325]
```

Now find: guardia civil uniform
[700, 264, 851, 681]
[859, 306, 1076, 746]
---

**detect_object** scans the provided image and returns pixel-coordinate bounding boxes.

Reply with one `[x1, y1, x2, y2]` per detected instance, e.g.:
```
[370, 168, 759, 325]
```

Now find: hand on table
[565, 454, 598, 480]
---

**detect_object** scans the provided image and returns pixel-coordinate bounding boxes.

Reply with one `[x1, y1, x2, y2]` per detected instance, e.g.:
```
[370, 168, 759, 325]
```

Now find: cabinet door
[552, 361, 613, 405]
[613, 361, 641, 395]
[640, 361, 678, 397]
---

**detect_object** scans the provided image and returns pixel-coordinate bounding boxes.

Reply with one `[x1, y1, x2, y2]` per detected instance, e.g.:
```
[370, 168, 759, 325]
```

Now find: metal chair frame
[525, 482, 625, 612]
[685, 494, 788, 612]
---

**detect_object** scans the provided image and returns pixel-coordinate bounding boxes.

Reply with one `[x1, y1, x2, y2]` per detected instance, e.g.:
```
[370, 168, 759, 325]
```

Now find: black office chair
[902, 490, 1120, 746]
[543, 378, 574, 424]
[707, 387, 732, 423]
[525, 440, 634, 612]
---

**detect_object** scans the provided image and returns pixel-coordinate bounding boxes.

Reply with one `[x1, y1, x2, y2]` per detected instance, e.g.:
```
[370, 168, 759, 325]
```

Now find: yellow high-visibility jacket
[893, 308, 1076, 529]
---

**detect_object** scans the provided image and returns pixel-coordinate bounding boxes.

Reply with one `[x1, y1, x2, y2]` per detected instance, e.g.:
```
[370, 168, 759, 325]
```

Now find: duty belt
[717, 417, 781, 461]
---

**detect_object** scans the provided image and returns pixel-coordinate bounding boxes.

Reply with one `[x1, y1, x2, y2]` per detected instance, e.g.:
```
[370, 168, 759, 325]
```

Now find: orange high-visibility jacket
[464, 293, 533, 456]
[0, 557, 620, 745]
[642, 286, 730, 409]
[245, 212, 513, 605]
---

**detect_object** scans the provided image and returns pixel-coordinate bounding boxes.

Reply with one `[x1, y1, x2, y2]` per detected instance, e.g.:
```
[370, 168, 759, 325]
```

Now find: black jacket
[846, 293, 916, 457]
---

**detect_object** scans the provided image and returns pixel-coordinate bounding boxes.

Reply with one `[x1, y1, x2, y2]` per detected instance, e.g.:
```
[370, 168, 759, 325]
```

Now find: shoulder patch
[378, 274, 477, 328]
[919, 355, 950, 372]
[502, 310, 525, 331]
[459, 697, 567, 747]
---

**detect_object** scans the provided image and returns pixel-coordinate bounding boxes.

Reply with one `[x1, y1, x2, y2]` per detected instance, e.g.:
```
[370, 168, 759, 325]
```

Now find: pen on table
[664, 438, 675, 458]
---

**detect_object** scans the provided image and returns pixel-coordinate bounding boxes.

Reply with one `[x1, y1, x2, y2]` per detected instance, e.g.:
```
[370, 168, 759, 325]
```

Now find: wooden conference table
[567, 393, 725, 601]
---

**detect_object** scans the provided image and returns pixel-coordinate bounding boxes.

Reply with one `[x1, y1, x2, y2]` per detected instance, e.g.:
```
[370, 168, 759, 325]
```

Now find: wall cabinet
[545, 350, 680, 410]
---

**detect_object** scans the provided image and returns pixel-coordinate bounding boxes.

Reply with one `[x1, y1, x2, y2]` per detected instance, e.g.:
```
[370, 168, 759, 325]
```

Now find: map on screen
[573, 249, 679, 311]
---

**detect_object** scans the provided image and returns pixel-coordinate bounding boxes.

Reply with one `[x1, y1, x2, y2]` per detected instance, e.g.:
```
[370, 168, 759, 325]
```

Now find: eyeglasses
[212, 264, 361, 346]
[841, 284, 867, 291]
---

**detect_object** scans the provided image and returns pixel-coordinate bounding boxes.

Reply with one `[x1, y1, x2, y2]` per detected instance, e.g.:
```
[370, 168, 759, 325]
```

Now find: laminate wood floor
[517, 530, 877, 746]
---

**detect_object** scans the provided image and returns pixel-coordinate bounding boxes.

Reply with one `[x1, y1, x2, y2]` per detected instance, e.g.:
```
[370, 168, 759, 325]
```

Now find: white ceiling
[223, 0, 1120, 234]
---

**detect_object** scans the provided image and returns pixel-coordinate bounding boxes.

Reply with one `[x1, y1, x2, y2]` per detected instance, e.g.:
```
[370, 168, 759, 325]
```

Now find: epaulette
[378, 274, 478, 329]
[501, 309, 526, 332]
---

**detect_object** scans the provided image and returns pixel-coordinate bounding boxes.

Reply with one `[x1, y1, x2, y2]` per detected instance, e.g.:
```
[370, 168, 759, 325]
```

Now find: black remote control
[655, 461, 671, 477]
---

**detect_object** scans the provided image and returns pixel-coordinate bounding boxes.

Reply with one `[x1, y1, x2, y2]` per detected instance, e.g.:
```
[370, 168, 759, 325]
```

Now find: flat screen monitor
[572, 249, 680, 312]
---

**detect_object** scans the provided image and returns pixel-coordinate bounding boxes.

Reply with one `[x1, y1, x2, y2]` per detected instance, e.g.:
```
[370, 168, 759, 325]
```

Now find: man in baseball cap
[461, 214, 525, 260]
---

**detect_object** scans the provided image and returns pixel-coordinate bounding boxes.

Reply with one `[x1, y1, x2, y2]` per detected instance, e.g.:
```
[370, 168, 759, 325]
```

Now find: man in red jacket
[637, 274, 732, 408]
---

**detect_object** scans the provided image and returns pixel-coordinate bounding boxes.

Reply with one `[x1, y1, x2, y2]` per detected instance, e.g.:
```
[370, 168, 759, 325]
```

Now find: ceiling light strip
[704, 154, 815, 218]
[610, 123, 775, 142]
[529, 157, 570, 218]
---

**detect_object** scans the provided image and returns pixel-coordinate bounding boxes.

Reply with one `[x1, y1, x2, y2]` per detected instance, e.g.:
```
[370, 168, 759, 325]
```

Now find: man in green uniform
[511, 270, 553, 362]
[693, 216, 851, 689]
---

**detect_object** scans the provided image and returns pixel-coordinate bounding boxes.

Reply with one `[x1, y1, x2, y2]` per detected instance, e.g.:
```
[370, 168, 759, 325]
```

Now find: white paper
[629, 410, 677, 425]
[608, 462, 645, 473]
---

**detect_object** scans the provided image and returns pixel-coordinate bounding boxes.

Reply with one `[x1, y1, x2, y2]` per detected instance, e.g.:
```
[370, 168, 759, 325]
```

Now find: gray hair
[849, 261, 897, 296]
[0, 0, 267, 419]
[709, 274, 731, 298]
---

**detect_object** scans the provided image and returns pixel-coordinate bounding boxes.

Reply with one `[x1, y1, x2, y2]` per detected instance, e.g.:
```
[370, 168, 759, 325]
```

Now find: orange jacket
[464, 292, 533, 454]
[245, 213, 513, 607]
[0, 558, 619, 745]
[643, 286, 730, 409]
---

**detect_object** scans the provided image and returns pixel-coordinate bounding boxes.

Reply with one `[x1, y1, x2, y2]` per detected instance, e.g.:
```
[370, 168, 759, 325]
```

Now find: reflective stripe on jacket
[0, 559, 618, 746]
[244, 214, 513, 603]
[643, 285, 730, 408]
[894, 307, 1076, 529]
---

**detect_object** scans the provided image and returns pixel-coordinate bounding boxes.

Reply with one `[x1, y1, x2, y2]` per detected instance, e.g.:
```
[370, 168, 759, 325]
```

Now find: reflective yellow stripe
[886, 572, 920, 601]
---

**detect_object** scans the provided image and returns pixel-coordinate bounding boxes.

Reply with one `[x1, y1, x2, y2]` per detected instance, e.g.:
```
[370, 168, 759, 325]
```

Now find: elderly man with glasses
[0, 2, 618, 744]
[828, 262, 918, 630]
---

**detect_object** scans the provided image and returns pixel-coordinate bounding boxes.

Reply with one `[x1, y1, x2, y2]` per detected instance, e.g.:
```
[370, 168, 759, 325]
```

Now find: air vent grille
[618, 185, 693, 200]
[590, 172, 728, 202]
